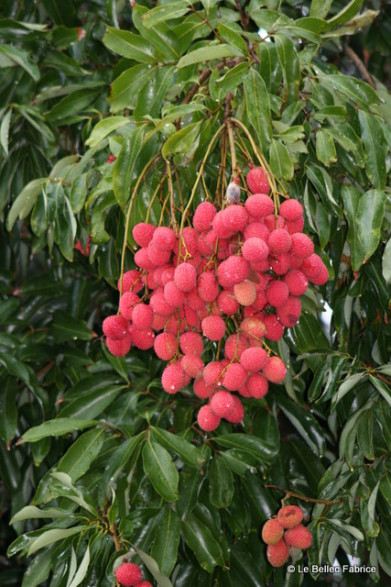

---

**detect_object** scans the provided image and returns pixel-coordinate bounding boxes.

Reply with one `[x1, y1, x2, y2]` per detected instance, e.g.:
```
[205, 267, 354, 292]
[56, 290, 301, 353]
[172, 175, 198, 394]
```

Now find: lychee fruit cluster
[262, 505, 312, 567]
[115, 561, 152, 587]
[103, 165, 328, 431]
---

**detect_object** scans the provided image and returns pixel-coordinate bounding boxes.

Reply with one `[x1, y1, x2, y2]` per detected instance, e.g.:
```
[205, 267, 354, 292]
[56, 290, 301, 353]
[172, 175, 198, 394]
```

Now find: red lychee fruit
[132, 328, 155, 350]
[106, 334, 132, 357]
[118, 270, 143, 294]
[284, 525, 312, 549]
[148, 243, 171, 266]
[245, 193, 274, 217]
[285, 216, 305, 234]
[197, 404, 221, 431]
[240, 347, 268, 372]
[217, 255, 250, 288]
[268, 229, 292, 255]
[203, 360, 226, 387]
[270, 252, 292, 276]
[119, 292, 140, 320]
[233, 280, 257, 306]
[266, 539, 290, 567]
[277, 505, 304, 529]
[151, 226, 176, 251]
[225, 395, 244, 423]
[174, 262, 197, 292]
[186, 288, 205, 311]
[262, 519, 284, 545]
[134, 248, 156, 271]
[131, 303, 154, 330]
[115, 562, 143, 587]
[266, 281, 289, 307]
[263, 314, 284, 341]
[193, 377, 214, 399]
[181, 354, 204, 378]
[175, 227, 198, 257]
[212, 211, 233, 238]
[201, 315, 226, 341]
[310, 263, 329, 285]
[138, 582, 153, 587]
[161, 362, 186, 394]
[163, 280, 185, 308]
[246, 166, 270, 194]
[246, 373, 269, 398]
[154, 332, 178, 361]
[179, 331, 203, 356]
[224, 334, 248, 360]
[301, 254, 326, 280]
[217, 289, 240, 315]
[193, 201, 217, 232]
[224, 204, 248, 233]
[210, 390, 235, 418]
[243, 222, 270, 242]
[290, 233, 314, 258]
[276, 296, 302, 328]
[279, 199, 303, 221]
[264, 214, 285, 232]
[242, 237, 269, 263]
[198, 271, 219, 302]
[240, 317, 266, 341]
[284, 269, 308, 296]
[222, 362, 248, 391]
[132, 222, 156, 248]
[103, 315, 129, 340]
[262, 356, 287, 383]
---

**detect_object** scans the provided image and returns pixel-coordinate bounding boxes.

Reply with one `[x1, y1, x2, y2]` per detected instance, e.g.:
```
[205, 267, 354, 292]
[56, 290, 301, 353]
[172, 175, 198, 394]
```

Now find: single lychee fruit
[262, 519, 284, 545]
[222, 362, 248, 391]
[263, 314, 284, 341]
[134, 248, 156, 271]
[103, 315, 129, 340]
[224, 204, 248, 233]
[201, 315, 226, 341]
[268, 229, 292, 255]
[266, 539, 290, 567]
[217, 289, 240, 315]
[163, 280, 186, 308]
[203, 361, 226, 387]
[118, 270, 143, 294]
[148, 243, 172, 266]
[198, 404, 221, 431]
[290, 233, 314, 258]
[179, 331, 203, 356]
[284, 269, 308, 296]
[284, 525, 312, 549]
[243, 222, 270, 242]
[217, 255, 250, 288]
[161, 362, 186, 394]
[132, 222, 156, 248]
[193, 201, 217, 232]
[224, 334, 248, 360]
[262, 356, 287, 383]
[154, 332, 178, 361]
[301, 254, 325, 280]
[210, 390, 235, 418]
[193, 377, 214, 399]
[246, 373, 269, 398]
[310, 263, 329, 285]
[151, 226, 176, 251]
[119, 292, 140, 320]
[245, 193, 274, 217]
[115, 562, 143, 587]
[242, 237, 269, 263]
[198, 271, 219, 302]
[266, 281, 289, 307]
[240, 347, 268, 372]
[138, 582, 153, 587]
[277, 505, 303, 529]
[285, 217, 305, 234]
[106, 334, 132, 357]
[132, 328, 155, 350]
[131, 303, 154, 330]
[174, 262, 197, 292]
[225, 395, 244, 423]
[276, 296, 302, 328]
[270, 252, 292, 276]
[240, 317, 266, 341]
[279, 199, 303, 221]
[150, 289, 174, 317]
[233, 280, 257, 306]
[246, 166, 270, 194]
[181, 354, 204, 378]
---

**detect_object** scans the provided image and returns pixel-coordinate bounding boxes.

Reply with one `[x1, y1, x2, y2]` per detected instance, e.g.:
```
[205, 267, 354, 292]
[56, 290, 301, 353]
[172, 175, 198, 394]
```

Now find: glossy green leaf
[150, 508, 181, 576]
[0, 381, 17, 444]
[0, 108, 11, 156]
[331, 372, 366, 410]
[321, 74, 378, 111]
[109, 65, 156, 113]
[357, 411, 375, 460]
[162, 121, 201, 160]
[142, 3, 191, 29]
[0, 352, 31, 385]
[151, 427, 204, 467]
[103, 26, 158, 63]
[274, 35, 300, 104]
[182, 512, 225, 573]
[57, 384, 126, 420]
[341, 185, 365, 271]
[132, 4, 181, 60]
[132, 545, 173, 587]
[357, 189, 387, 265]
[142, 438, 179, 502]
[56, 428, 105, 482]
[359, 112, 387, 190]
[215, 61, 249, 93]
[370, 376, 391, 409]
[134, 66, 175, 121]
[0, 43, 40, 80]
[310, 0, 333, 19]
[177, 44, 243, 68]
[85, 116, 131, 148]
[7, 178, 46, 230]
[325, 0, 363, 29]
[17, 419, 99, 444]
[217, 23, 248, 52]
[11, 505, 70, 523]
[382, 238, 391, 285]
[113, 126, 144, 211]
[209, 455, 234, 509]
[316, 130, 337, 166]
[27, 527, 85, 556]
[269, 139, 294, 180]
[212, 433, 275, 462]
[51, 310, 92, 343]
[243, 68, 272, 152]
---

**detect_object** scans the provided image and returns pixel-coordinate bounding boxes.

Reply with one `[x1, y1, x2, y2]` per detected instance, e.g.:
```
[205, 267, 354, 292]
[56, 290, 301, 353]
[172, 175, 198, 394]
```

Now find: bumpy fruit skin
[161, 363, 186, 394]
[225, 395, 244, 423]
[245, 193, 274, 217]
[217, 255, 250, 287]
[138, 582, 153, 587]
[174, 262, 197, 292]
[118, 270, 143, 293]
[193, 377, 214, 399]
[222, 362, 248, 391]
[279, 199, 303, 221]
[262, 519, 284, 545]
[210, 390, 235, 418]
[103, 315, 129, 340]
[179, 331, 204, 356]
[284, 525, 312, 549]
[154, 332, 177, 361]
[193, 201, 216, 232]
[266, 281, 289, 307]
[246, 373, 268, 398]
[106, 334, 132, 357]
[240, 347, 268, 372]
[197, 404, 221, 431]
[132, 222, 156, 248]
[233, 280, 256, 306]
[242, 237, 269, 263]
[277, 505, 304, 529]
[262, 356, 287, 383]
[201, 315, 226, 341]
[266, 539, 290, 567]
[115, 562, 143, 587]
[268, 229, 292, 255]
[246, 166, 270, 194]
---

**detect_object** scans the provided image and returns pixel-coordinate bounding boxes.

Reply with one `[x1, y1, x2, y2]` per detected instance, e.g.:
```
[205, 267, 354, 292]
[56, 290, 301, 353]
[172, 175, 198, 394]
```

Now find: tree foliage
[1, 0, 391, 585]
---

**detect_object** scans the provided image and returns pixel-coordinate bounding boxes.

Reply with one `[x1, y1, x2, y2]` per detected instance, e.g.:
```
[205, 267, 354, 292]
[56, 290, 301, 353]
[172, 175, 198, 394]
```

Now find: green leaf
[17, 419, 99, 444]
[322, 10, 379, 38]
[209, 455, 234, 509]
[274, 35, 300, 104]
[0, 43, 40, 80]
[0, 352, 31, 386]
[0, 108, 11, 156]
[359, 112, 387, 190]
[68, 545, 90, 587]
[269, 139, 294, 180]
[113, 125, 144, 211]
[331, 372, 366, 410]
[0, 381, 17, 445]
[341, 185, 366, 272]
[182, 512, 225, 573]
[340, 400, 375, 463]
[243, 69, 272, 152]
[51, 310, 93, 343]
[57, 384, 127, 420]
[382, 238, 391, 285]
[162, 121, 201, 160]
[177, 44, 243, 69]
[217, 23, 248, 52]
[11, 505, 69, 522]
[27, 527, 85, 556]
[151, 427, 205, 467]
[142, 438, 179, 502]
[357, 411, 375, 460]
[109, 65, 157, 113]
[132, 545, 173, 587]
[7, 178, 46, 230]
[56, 428, 105, 482]
[310, 0, 333, 19]
[132, 5, 181, 60]
[85, 116, 131, 148]
[370, 376, 391, 409]
[215, 61, 249, 93]
[45, 89, 100, 124]
[150, 508, 181, 576]
[325, 0, 363, 29]
[142, 3, 191, 29]
[69, 173, 87, 213]
[357, 189, 387, 265]
[103, 26, 158, 63]
[321, 74, 378, 111]
[134, 66, 175, 121]
[316, 130, 337, 166]
[212, 433, 275, 462]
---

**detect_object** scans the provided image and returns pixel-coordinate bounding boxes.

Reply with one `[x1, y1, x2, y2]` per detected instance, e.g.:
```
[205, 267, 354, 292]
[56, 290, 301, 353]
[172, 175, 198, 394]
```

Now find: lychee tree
[1, 0, 391, 586]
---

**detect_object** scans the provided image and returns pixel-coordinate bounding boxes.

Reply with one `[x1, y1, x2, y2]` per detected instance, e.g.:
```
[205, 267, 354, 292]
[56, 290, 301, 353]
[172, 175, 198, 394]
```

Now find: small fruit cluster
[102, 166, 328, 431]
[115, 561, 152, 587]
[262, 505, 312, 567]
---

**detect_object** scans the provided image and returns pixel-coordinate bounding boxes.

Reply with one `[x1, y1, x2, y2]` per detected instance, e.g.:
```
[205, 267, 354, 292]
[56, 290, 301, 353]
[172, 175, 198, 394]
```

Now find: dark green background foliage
[1, 0, 391, 585]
